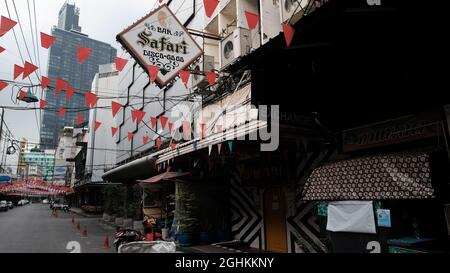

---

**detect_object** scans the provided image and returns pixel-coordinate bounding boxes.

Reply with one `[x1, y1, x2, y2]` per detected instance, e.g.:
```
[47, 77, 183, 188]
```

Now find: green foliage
[175, 183, 200, 233]
[127, 185, 142, 220]
[101, 184, 125, 215]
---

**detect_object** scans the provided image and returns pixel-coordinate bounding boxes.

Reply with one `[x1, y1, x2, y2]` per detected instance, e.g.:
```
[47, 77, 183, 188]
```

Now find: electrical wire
[10, 0, 41, 81]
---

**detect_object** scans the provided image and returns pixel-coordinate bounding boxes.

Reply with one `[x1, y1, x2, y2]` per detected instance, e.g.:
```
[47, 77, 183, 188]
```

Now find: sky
[0, 0, 160, 170]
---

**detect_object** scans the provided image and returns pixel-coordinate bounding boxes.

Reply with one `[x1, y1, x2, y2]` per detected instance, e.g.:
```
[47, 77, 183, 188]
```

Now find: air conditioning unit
[191, 55, 215, 89]
[220, 27, 252, 69]
[280, 0, 312, 24]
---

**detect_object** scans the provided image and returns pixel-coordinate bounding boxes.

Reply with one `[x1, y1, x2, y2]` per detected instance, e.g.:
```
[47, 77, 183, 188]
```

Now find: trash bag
[118, 241, 177, 253]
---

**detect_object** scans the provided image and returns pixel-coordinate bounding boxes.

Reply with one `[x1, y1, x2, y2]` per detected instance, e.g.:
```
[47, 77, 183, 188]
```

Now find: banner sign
[117, 4, 203, 87]
[342, 113, 442, 153]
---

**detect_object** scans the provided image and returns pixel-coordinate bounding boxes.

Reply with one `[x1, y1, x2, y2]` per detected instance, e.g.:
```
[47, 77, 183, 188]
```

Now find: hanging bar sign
[116, 4, 203, 87]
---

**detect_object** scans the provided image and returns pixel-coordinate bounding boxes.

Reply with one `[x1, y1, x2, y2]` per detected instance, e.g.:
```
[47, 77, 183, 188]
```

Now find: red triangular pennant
[39, 99, 47, 109]
[0, 46, 5, 53]
[77, 115, 84, 125]
[146, 65, 160, 82]
[205, 72, 216, 86]
[200, 123, 206, 139]
[168, 122, 174, 134]
[111, 127, 118, 137]
[41, 76, 51, 89]
[150, 116, 157, 129]
[0, 80, 8, 92]
[156, 138, 163, 149]
[244, 11, 260, 30]
[131, 109, 146, 125]
[0, 16, 17, 37]
[143, 136, 149, 145]
[179, 69, 190, 87]
[94, 121, 102, 131]
[182, 121, 191, 139]
[160, 116, 168, 130]
[282, 24, 295, 47]
[114, 57, 128, 72]
[127, 132, 134, 141]
[203, 0, 219, 18]
[40, 32, 55, 49]
[66, 86, 75, 101]
[111, 101, 122, 117]
[85, 92, 99, 108]
[78, 47, 92, 64]
[58, 108, 66, 117]
[55, 78, 68, 94]
[14, 65, 24, 80]
[22, 61, 38, 79]
[18, 90, 26, 101]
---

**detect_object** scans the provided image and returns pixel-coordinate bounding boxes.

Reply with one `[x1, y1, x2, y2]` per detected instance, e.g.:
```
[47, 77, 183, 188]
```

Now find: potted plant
[124, 198, 139, 228]
[175, 183, 200, 246]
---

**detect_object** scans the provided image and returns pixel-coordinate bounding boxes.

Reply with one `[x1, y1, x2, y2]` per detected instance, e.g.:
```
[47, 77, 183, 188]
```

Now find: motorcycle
[113, 216, 163, 251]
[113, 229, 146, 251]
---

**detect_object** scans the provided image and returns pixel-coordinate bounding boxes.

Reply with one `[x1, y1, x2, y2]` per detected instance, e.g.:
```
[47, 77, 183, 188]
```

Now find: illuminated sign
[117, 4, 203, 87]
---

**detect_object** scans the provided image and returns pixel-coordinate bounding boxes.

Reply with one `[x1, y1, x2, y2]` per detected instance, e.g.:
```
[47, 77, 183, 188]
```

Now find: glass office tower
[40, 1, 117, 150]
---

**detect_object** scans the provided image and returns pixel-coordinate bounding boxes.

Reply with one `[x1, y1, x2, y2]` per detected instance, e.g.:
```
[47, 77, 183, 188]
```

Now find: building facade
[100, 0, 450, 253]
[86, 63, 119, 183]
[54, 126, 89, 187]
[40, 1, 117, 150]
[23, 148, 55, 181]
[16, 138, 28, 178]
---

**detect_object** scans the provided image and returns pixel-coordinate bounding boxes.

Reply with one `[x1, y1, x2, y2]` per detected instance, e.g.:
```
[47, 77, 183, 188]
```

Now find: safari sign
[116, 4, 203, 87]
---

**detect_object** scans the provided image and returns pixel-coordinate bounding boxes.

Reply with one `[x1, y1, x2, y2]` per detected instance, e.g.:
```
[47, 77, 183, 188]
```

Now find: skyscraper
[40, 1, 117, 150]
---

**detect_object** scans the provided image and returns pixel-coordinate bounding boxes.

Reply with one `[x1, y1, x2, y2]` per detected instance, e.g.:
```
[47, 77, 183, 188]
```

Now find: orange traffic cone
[82, 226, 88, 237]
[103, 234, 110, 249]
[76, 222, 80, 231]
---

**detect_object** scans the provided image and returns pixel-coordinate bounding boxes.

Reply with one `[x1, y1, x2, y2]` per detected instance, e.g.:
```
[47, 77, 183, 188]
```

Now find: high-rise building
[40, 1, 117, 150]
[57, 1, 82, 32]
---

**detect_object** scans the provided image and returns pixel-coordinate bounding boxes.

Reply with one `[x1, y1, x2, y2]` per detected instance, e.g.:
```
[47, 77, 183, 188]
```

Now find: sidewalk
[98, 218, 122, 230]
[69, 207, 102, 218]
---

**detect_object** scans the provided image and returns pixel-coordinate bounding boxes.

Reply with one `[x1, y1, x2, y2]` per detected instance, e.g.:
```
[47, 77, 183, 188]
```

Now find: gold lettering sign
[117, 4, 203, 87]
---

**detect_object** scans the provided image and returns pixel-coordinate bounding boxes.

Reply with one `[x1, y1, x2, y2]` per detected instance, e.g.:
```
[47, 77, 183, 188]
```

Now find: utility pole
[0, 108, 4, 172]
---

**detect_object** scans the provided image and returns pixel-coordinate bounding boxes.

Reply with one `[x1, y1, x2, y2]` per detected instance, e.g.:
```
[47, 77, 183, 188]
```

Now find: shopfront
[300, 110, 450, 253]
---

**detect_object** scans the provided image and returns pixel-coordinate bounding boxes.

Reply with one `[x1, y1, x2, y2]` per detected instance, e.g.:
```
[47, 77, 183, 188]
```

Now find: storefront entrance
[264, 188, 288, 253]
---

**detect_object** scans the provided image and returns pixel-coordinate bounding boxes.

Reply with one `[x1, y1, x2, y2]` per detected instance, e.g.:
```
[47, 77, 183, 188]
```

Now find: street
[0, 203, 116, 253]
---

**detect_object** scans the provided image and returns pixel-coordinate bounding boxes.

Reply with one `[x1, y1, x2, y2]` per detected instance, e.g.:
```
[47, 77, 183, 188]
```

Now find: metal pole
[124, 184, 128, 219]
[0, 108, 4, 172]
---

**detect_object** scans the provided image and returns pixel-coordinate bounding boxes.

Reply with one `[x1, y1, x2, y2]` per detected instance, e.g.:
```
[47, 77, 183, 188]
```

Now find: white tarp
[326, 201, 377, 234]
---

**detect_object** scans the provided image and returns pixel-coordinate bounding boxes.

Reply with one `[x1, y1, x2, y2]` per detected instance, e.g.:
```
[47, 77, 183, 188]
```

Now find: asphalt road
[0, 203, 116, 253]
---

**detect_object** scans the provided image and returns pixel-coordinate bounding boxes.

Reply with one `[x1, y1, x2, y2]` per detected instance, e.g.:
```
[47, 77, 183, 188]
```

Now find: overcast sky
[0, 0, 160, 169]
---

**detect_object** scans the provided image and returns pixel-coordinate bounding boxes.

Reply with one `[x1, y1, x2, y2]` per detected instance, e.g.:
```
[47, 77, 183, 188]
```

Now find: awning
[301, 152, 435, 201]
[137, 171, 190, 187]
[156, 119, 267, 164]
[0, 174, 12, 183]
[102, 156, 157, 183]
